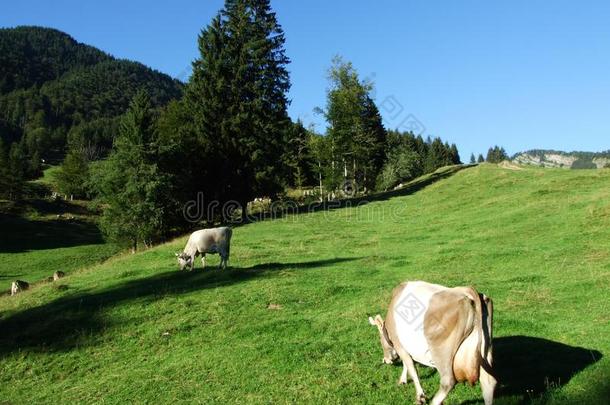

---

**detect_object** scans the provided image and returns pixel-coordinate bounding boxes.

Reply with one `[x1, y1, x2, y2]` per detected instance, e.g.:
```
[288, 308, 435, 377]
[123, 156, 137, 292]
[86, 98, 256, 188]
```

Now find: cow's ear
[370, 314, 384, 331]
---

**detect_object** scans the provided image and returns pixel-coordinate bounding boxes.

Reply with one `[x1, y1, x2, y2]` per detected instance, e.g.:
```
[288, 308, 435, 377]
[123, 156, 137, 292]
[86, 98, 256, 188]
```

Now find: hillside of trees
[511, 149, 610, 169]
[0, 3, 464, 251]
[513, 149, 610, 160]
[0, 26, 183, 168]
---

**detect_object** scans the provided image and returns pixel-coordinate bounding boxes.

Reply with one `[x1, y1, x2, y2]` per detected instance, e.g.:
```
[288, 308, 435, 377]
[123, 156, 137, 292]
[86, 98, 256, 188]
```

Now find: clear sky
[2, 0, 610, 158]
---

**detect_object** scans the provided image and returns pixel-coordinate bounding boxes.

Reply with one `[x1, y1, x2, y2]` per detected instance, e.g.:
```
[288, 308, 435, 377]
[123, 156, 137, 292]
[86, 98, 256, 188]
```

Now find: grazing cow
[369, 281, 496, 405]
[10, 280, 29, 296]
[53, 271, 65, 281]
[176, 227, 232, 270]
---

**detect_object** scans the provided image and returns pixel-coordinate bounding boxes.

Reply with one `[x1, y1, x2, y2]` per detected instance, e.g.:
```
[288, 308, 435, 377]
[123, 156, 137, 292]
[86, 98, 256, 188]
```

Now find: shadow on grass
[0, 214, 104, 253]
[0, 257, 358, 356]
[492, 335, 602, 403]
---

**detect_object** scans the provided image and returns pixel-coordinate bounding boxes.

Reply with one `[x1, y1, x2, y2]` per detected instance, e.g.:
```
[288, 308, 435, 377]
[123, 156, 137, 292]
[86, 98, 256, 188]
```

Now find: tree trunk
[131, 240, 137, 254]
[241, 200, 248, 223]
[363, 167, 367, 193]
[318, 161, 323, 201]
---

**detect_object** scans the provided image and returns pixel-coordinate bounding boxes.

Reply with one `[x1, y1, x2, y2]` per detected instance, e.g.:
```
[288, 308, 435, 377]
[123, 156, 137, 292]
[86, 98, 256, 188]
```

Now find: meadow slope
[0, 164, 609, 404]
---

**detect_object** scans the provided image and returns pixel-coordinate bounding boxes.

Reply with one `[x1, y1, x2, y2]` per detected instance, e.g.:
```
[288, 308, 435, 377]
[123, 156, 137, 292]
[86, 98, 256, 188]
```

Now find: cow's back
[389, 281, 448, 367]
[424, 286, 484, 384]
[190, 227, 230, 252]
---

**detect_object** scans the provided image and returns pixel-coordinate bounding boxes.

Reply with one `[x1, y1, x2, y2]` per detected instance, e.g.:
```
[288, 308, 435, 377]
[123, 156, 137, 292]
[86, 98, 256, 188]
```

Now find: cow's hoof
[397, 378, 407, 385]
[415, 392, 427, 405]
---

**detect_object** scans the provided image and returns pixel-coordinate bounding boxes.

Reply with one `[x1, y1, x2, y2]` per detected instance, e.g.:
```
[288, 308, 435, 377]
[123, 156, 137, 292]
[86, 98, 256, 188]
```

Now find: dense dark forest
[0, 26, 182, 166]
[0, 5, 464, 250]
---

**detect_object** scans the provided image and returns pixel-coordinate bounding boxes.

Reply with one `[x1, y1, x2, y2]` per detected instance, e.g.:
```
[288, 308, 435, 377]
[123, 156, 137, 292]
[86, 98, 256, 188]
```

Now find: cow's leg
[398, 363, 408, 385]
[219, 250, 226, 269]
[395, 347, 425, 404]
[430, 373, 456, 405]
[479, 366, 496, 405]
[201, 254, 206, 269]
[190, 254, 196, 271]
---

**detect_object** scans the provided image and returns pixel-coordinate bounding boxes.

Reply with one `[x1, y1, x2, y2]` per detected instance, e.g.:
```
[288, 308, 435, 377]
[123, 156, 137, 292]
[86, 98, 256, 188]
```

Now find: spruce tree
[285, 120, 314, 188]
[97, 91, 170, 252]
[450, 143, 461, 164]
[470, 153, 476, 164]
[0, 139, 12, 199]
[186, 0, 291, 220]
[486, 145, 509, 163]
[5, 141, 27, 199]
[424, 137, 446, 173]
[477, 153, 485, 163]
[56, 143, 89, 199]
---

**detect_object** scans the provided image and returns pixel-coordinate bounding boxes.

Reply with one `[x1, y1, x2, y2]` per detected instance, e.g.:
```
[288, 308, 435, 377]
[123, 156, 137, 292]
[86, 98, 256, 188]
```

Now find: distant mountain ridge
[512, 149, 610, 169]
[0, 26, 183, 162]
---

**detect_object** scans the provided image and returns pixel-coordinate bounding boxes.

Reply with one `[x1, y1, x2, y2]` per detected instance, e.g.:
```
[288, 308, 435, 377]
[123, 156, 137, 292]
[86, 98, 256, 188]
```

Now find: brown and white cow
[369, 281, 496, 405]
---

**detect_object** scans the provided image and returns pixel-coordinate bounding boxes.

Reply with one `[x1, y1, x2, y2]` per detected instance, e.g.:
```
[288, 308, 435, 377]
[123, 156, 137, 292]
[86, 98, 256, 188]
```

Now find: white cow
[369, 280, 496, 405]
[176, 227, 232, 270]
[11, 280, 29, 296]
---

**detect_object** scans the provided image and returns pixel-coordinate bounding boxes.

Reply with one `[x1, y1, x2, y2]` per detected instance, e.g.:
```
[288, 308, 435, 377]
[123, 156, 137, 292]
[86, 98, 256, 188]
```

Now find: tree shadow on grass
[0, 257, 359, 356]
[0, 214, 105, 253]
[491, 335, 603, 404]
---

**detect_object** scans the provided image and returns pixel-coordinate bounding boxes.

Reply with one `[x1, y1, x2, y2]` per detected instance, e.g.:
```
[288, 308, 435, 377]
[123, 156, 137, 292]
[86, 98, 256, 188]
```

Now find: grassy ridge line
[0, 164, 609, 404]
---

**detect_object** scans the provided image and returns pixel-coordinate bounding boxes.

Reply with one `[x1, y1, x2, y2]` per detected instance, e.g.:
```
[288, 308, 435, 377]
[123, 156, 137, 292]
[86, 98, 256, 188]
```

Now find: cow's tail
[477, 293, 497, 379]
[467, 288, 496, 380]
[475, 293, 497, 405]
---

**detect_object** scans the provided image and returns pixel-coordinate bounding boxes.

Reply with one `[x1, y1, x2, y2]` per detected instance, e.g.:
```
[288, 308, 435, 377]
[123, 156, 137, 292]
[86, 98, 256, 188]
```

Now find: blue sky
[2, 0, 610, 158]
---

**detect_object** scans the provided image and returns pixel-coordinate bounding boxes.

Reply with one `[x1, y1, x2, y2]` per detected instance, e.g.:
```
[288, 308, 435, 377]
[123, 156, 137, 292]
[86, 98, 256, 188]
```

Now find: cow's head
[368, 314, 398, 364]
[175, 253, 192, 270]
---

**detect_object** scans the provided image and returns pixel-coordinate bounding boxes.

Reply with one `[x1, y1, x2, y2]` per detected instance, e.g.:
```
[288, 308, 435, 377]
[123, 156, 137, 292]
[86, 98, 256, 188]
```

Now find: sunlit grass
[0, 164, 608, 404]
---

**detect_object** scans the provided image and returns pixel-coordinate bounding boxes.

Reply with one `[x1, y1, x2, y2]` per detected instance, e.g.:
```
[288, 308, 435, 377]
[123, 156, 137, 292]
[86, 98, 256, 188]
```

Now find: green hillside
[0, 26, 182, 162]
[0, 164, 608, 404]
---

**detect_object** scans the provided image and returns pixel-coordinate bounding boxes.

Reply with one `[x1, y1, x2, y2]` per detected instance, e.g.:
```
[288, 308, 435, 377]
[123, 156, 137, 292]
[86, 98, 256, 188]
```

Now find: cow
[369, 281, 496, 405]
[10, 280, 29, 296]
[176, 227, 232, 270]
[53, 271, 65, 281]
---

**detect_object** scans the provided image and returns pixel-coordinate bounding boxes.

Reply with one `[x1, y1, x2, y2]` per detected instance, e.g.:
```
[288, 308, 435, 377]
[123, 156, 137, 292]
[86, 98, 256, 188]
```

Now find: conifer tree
[285, 120, 314, 188]
[56, 142, 89, 199]
[0, 139, 14, 199]
[470, 153, 476, 164]
[486, 145, 509, 163]
[185, 0, 291, 220]
[97, 91, 170, 252]
[3, 141, 27, 199]
[450, 143, 461, 164]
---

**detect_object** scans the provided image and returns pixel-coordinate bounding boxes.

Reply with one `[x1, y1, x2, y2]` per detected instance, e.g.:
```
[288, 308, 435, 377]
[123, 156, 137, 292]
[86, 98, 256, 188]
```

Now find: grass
[32, 164, 61, 189]
[0, 164, 121, 285]
[0, 198, 120, 286]
[0, 164, 609, 404]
